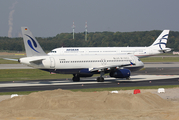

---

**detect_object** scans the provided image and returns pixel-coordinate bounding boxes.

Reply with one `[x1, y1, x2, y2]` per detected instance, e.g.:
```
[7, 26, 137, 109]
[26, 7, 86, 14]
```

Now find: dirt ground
[0, 88, 179, 120]
[0, 52, 25, 55]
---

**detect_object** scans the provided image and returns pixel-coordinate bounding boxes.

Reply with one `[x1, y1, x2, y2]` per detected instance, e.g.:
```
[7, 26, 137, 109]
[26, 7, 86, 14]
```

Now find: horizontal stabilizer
[3, 58, 18, 61]
[158, 48, 171, 53]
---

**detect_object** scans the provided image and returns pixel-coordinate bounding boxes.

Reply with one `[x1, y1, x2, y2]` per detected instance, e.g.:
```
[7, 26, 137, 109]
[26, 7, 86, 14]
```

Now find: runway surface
[0, 63, 179, 92]
[1, 75, 179, 92]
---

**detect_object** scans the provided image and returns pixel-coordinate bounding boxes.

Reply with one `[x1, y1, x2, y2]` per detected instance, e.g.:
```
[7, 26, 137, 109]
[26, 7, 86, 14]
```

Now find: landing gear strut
[96, 71, 105, 82]
[72, 74, 80, 82]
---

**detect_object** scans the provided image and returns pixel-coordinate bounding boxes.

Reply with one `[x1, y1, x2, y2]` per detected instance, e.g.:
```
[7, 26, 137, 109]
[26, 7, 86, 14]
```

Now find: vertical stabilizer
[21, 27, 46, 57]
[150, 30, 170, 50]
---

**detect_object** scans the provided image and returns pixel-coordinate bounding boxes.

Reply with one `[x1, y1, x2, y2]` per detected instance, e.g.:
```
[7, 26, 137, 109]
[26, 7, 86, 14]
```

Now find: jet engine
[78, 69, 93, 77]
[109, 69, 130, 78]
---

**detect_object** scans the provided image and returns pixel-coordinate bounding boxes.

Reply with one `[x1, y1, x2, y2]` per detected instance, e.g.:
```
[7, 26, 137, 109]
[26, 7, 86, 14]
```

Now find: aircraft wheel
[97, 77, 104, 82]
[126, 77, 130, 80]
[72, 76, 80, 82]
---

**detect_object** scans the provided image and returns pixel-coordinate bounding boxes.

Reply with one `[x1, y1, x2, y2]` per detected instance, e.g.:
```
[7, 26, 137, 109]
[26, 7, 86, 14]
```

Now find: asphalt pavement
[0, 63, 179, 92]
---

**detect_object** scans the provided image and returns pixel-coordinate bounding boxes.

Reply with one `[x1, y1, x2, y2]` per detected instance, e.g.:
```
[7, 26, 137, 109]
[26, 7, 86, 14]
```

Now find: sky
[0, 0, 179, 37]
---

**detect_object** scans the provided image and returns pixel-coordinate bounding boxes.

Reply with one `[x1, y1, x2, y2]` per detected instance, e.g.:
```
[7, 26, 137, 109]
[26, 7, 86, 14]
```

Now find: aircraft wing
[89, 61, 135, 72]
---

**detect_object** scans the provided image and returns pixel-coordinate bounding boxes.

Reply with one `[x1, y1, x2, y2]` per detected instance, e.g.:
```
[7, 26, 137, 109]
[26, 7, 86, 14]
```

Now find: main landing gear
[72, 71, 105, 82]
[96, 71, 105, 82]
[97, 77, 104, 82]
[72, 74, 80, 82]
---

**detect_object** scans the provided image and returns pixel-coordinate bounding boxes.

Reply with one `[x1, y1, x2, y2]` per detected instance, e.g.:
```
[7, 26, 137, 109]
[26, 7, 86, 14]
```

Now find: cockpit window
[50, 51, 57, 53]
[138, 59, 141, 61]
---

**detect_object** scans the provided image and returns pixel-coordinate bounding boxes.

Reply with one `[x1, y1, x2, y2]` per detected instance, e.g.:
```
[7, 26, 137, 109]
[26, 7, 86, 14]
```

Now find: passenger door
[50, 57, 55, 68]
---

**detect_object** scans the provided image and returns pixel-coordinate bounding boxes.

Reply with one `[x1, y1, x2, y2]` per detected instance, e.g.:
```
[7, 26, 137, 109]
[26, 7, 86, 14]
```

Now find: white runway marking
[1, 75, 179, 88]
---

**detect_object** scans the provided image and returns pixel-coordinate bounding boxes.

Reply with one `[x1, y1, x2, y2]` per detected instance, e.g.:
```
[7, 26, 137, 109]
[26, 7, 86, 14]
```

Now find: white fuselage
[48, 46, 163, 58]
[19, 54, 144, 74]
[48, 30, 171, 57]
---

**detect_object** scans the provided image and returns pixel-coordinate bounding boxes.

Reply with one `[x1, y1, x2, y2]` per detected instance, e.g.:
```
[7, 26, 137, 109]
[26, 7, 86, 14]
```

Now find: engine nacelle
[110, 69, 130, 78]
[79, 69, 93, 77]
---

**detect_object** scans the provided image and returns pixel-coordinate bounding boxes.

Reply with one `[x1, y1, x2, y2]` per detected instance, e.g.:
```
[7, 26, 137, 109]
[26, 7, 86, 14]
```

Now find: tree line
[0, 30, 178, 52]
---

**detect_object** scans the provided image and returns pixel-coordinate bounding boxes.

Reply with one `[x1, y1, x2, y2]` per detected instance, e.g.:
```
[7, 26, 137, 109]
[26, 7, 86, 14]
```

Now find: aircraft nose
[133, 56, 144, 68]
[138, 60, 144, 68]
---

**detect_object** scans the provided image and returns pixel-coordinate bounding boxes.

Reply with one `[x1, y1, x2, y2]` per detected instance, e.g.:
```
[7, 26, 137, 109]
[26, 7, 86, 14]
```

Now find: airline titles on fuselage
[50, 48, 147, 55]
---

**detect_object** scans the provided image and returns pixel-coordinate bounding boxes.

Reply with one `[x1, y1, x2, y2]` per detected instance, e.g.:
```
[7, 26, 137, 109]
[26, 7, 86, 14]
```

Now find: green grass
[140, 56, 179, 62]
[0, 69, 73, 82]
[0, 91, 40, 95]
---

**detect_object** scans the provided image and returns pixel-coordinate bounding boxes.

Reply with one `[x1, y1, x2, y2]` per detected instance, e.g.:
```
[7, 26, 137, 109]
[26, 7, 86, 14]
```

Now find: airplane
[48, 30, 171, 57]
[15, 27, 144, 82]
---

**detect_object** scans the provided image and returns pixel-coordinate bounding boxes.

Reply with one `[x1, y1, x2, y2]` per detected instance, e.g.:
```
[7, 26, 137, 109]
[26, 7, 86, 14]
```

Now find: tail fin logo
[25, 34, 40, 53]
[154, 34, 168, 50]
